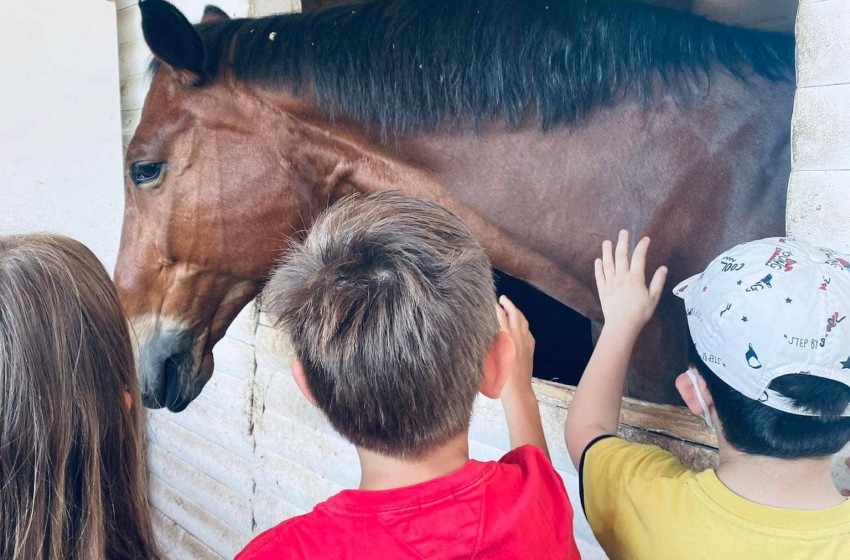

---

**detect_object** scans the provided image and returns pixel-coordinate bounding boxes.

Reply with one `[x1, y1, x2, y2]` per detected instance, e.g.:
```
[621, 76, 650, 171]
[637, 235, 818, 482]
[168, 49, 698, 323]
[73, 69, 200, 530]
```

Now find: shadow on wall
[495, 270, 592, 386]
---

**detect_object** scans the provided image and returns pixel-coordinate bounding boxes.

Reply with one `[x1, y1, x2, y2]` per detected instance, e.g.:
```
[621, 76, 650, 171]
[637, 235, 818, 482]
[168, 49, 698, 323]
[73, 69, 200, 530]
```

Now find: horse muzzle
[132, 316, 213, 412]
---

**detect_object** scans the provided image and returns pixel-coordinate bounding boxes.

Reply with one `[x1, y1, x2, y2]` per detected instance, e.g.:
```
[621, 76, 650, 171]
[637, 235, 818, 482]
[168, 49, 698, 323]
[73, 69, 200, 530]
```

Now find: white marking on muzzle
[128, 313, 192, 399]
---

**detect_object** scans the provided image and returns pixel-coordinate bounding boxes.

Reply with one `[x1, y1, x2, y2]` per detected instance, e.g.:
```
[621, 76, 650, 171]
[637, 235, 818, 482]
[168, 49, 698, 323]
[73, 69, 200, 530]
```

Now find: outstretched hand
[595, 230, 668, 334]
[565, 229, 668, 469]
[497, 295, 548, 457]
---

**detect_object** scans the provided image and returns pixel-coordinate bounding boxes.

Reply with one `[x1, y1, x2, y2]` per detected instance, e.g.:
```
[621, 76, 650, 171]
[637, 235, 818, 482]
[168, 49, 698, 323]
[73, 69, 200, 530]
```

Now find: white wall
[787, 0, 850, 254]
[0, 1, 124, 270]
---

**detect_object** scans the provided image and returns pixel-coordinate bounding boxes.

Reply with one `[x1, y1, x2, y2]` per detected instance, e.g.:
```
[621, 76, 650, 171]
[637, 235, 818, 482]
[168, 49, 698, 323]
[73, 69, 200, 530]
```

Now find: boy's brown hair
[0, 234, 160, 560]
[264, 193, 498, 458]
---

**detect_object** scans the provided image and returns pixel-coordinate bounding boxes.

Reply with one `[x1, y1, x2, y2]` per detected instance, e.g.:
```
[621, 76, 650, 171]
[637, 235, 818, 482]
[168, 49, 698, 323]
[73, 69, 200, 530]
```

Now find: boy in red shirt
[237, 193, 581, 559]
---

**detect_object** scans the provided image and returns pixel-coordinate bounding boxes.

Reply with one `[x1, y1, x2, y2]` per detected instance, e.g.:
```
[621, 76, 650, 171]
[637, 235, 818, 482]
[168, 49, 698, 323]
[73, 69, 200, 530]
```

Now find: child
[238, 193, 581, 559]
[0, 234, 161, 560]
[566, 231, 850, 559]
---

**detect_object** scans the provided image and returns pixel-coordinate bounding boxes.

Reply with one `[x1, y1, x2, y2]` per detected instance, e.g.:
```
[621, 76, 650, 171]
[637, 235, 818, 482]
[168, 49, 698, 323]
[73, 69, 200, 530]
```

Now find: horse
[116, 0, 795, 412]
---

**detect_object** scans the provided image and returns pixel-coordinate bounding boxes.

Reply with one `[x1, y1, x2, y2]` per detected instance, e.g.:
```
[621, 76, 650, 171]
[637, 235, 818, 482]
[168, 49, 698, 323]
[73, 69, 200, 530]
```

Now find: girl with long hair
[0, 234, 160, 560]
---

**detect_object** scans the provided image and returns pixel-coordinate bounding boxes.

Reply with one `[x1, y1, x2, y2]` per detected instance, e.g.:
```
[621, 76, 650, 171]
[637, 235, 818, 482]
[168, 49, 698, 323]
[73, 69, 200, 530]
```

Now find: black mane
[185, 0, 794, 135]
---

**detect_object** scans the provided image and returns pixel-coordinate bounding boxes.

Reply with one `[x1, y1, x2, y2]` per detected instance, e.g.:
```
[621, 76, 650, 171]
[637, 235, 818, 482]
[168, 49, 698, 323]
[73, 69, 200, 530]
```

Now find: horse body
[118, 0, 793, 411]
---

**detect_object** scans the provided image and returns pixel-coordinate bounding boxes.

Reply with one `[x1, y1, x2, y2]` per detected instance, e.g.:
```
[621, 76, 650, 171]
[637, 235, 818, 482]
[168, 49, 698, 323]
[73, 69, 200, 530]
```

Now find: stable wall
[0, 1, 124, 270]
[787, 0, 850, 253]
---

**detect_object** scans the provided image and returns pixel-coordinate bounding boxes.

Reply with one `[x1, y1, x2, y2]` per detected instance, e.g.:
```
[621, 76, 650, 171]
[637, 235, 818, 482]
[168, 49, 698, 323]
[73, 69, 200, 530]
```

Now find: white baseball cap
[673, 237, 850, 417]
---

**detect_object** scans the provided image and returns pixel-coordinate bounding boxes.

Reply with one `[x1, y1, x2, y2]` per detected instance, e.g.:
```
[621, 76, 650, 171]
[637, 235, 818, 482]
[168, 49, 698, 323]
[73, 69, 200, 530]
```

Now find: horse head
[116, 1, 319, 411]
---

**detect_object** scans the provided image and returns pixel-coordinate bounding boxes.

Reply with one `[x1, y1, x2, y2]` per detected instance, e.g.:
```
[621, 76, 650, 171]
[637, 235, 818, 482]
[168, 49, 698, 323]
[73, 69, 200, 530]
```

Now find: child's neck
[357, 432, 470, 491]
[716, 442, 846, 509]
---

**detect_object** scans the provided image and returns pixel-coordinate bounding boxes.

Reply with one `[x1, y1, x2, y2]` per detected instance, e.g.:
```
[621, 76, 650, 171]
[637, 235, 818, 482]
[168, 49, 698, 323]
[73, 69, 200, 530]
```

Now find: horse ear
[202, 5, 231, 24]
[139, 0, 205, 81]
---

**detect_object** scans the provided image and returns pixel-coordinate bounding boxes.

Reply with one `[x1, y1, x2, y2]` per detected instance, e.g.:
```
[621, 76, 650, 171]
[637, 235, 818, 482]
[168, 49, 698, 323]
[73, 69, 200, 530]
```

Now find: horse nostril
[163, 353, 191, 412]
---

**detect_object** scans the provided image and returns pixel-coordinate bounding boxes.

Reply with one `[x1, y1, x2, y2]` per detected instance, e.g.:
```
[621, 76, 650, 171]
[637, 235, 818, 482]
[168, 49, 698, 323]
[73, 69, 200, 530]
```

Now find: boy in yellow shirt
[566, 232, 850, 559]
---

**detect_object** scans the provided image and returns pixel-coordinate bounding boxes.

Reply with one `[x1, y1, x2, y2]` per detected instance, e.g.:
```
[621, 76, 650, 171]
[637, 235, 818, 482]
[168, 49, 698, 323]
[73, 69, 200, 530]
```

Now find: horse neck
[270, 108, 573, 305]
[266, 70, 792, 316]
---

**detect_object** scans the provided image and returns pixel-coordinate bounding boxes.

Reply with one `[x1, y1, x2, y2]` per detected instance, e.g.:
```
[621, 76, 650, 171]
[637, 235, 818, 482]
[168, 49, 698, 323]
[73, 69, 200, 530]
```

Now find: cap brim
[672, 273, 700, 299]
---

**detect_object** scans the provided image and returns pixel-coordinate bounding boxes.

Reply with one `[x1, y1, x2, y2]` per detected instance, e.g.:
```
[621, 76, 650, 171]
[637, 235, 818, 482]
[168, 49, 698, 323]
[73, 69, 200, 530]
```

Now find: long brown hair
[0, 234, 160, 560]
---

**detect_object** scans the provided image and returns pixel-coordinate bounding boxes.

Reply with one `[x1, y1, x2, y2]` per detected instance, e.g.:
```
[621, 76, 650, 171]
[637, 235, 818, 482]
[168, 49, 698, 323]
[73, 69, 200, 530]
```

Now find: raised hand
[497, 295, 536, 398]
[497, 295, 548, 457]
[595, 230, 668, 334]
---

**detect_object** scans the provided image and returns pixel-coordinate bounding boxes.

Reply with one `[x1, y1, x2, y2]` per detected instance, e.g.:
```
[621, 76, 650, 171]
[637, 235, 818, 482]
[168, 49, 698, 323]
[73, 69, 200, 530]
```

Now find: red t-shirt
[237, 445, 580, 559]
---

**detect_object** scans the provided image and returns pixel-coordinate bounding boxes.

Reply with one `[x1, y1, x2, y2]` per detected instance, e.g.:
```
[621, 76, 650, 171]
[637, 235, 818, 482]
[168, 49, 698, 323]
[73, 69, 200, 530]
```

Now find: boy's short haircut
[264, 193, 499, 458]
[688, 337, 850, 458]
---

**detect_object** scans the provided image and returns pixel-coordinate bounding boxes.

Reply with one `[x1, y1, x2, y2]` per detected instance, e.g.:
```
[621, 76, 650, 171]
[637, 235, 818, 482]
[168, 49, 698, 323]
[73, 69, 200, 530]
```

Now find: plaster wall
[787, 0, 850, 252]
[0, 1, 124, 270]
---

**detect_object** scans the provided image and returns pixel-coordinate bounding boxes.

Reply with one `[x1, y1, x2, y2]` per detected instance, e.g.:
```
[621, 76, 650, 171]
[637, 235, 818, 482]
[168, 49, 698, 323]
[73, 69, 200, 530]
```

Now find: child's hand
[595, 230, 668, 334]
[498, 295, 548, 456]
[497, 295, 535, 400]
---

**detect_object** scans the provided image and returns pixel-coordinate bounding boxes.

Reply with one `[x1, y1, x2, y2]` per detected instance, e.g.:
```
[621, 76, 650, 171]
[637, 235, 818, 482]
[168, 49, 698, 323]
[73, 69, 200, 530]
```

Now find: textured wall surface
[788, 0, 850, 252]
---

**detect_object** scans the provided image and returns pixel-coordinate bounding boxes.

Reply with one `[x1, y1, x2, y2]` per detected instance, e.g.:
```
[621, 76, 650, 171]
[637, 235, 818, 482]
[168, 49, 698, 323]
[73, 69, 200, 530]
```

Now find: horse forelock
[149, 0, 794, 136]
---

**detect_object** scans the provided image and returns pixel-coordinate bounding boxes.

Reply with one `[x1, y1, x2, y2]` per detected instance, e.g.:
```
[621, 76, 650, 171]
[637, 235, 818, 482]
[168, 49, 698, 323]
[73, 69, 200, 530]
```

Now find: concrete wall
[0, 1, 124, 270]
[787, 0, 850, 252]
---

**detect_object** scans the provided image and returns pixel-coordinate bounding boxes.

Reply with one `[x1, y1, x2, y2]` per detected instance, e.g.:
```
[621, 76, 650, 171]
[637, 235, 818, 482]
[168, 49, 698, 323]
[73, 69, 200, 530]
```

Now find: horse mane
[177, 0, 794, 135]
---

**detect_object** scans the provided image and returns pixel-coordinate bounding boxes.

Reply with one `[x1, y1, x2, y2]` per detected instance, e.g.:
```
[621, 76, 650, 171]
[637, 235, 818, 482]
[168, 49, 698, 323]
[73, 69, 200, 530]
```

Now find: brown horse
[116, 0, 794, 412]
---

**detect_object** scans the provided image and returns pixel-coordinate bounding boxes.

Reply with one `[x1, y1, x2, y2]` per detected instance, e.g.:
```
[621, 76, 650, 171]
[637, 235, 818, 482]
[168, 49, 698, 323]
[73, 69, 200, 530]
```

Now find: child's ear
[123, 390, 133, 411]
[292, 357, 318, 407]
[480, 331, 515, 398]
[675, 368, 714, 416]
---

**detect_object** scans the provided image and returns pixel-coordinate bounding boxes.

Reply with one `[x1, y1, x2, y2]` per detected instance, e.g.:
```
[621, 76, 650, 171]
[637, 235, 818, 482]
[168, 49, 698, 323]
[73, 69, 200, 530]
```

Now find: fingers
[631, 236, 650, 279]
[500, 295, 529, 329]
[594, 258, 605, 290]
[648, 266, 668, 304]
[614, 229, 629, 274]
[496, 304, 508, 331]
[499, 294, 518, 318]
[601, 239, 615, 280]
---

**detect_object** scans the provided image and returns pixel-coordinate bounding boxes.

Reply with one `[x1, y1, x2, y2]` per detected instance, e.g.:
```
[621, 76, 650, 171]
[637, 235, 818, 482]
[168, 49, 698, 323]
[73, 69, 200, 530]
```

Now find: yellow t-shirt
[580, 436, 850, 560]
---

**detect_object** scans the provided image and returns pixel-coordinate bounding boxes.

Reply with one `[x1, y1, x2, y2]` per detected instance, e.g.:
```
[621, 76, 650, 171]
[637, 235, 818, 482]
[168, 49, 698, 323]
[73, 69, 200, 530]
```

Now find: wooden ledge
[532, 379, 719, 471]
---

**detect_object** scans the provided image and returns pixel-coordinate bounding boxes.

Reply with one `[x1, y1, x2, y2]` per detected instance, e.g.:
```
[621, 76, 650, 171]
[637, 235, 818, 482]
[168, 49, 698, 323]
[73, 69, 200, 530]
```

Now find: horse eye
[130, 162, 165, 188]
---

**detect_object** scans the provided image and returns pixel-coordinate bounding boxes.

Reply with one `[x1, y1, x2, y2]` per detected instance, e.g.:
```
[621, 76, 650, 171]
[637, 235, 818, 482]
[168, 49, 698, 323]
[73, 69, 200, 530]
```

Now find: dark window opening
[494, 270, 592, 386]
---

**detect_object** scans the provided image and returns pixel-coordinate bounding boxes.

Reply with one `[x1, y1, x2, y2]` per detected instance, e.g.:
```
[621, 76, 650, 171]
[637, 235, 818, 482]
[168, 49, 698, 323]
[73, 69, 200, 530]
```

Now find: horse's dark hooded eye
[131, 162, 165, 187]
